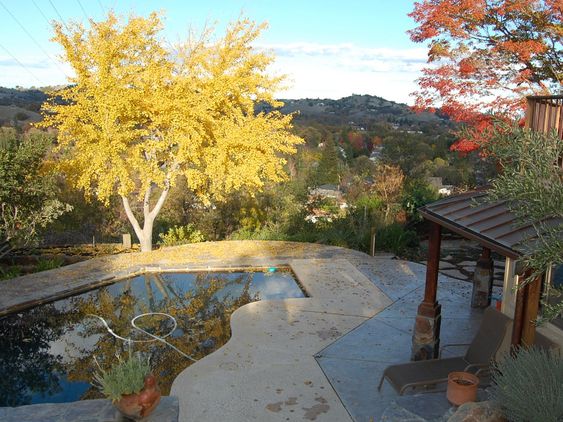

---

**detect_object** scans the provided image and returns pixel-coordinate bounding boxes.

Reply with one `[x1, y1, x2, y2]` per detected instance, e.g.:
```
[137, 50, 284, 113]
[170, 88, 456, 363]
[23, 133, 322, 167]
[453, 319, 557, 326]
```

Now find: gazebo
[411, 95, 563, 360]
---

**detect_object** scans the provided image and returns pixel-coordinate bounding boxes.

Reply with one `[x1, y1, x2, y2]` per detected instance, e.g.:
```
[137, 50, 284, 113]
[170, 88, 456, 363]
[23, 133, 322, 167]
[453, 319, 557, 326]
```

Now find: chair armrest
[463, 363, 490, 377]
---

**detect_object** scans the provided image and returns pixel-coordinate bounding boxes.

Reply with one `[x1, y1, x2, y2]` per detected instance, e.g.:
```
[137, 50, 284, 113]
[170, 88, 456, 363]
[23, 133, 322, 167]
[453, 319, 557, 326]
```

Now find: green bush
[157, 224, 205, 246]
[35, 256, 64, 272]
[491, 347, 563, 422]
[376, 223, 418, 256]
[401, 180, 439, 222]
[0, 266, 21, 280]
[229, 223, 290, 241]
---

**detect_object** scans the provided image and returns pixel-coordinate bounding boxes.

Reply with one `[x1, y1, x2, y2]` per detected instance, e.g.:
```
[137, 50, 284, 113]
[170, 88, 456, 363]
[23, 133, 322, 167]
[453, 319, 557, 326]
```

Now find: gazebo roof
[419, 190, 562, 260]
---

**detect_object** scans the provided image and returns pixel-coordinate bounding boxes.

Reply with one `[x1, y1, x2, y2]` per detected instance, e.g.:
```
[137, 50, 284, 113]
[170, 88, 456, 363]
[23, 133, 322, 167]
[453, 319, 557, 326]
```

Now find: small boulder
[380, 402, 427, 421]
[447, 401, 506, 422]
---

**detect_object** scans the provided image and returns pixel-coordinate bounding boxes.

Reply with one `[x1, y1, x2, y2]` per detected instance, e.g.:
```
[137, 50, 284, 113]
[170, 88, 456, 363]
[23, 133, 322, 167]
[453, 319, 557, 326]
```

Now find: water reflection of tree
[66, 272, 257, 398]
[0, 305, 77, 406]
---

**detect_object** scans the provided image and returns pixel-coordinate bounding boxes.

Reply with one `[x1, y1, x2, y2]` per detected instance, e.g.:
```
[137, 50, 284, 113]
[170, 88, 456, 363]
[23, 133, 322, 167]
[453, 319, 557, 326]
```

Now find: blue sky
[0, 0, 427, 104]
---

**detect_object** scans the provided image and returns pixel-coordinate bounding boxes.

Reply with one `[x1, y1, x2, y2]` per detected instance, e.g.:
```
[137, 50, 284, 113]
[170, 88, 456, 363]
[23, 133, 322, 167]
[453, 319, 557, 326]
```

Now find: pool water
[0, 269, 305, 407]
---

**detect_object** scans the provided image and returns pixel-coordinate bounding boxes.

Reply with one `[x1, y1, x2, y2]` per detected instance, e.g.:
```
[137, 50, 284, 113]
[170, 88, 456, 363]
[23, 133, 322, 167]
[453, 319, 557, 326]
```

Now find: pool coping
[0, 241, 370, 317]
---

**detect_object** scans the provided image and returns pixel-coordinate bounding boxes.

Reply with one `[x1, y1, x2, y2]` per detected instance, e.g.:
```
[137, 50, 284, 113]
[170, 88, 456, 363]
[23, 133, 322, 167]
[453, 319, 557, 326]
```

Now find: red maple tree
[410, 0, 563, 152]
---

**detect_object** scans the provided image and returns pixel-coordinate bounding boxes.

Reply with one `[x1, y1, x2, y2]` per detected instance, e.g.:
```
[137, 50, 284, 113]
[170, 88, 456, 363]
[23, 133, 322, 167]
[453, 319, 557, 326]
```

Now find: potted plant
[93, 353, 161, 420]
[446, 371, 479, 406]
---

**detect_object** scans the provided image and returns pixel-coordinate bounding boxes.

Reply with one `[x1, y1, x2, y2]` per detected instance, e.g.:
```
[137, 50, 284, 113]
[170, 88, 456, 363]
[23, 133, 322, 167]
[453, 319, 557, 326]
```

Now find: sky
[0, 0, 427, 104]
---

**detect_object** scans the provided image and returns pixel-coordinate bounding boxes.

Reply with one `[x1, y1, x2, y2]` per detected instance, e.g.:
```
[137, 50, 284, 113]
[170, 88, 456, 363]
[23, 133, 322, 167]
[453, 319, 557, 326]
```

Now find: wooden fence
[526, 95, 563, 138]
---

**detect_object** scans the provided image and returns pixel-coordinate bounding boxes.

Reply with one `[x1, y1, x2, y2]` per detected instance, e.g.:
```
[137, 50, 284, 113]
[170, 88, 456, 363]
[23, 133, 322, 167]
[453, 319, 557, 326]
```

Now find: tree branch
[143, 184, 152, 218]
[121, 196, 144, 241]
[149, 185, 170, 220]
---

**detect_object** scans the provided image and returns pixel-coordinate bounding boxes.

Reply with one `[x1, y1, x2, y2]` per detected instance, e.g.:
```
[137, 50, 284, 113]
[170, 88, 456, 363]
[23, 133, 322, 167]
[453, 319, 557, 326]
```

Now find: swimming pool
[0, 269, 306, 407]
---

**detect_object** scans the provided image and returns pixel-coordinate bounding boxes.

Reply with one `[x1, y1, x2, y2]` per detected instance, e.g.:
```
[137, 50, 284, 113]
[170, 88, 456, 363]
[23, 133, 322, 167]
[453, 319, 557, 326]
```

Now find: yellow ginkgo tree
[41, 12, 302, 251]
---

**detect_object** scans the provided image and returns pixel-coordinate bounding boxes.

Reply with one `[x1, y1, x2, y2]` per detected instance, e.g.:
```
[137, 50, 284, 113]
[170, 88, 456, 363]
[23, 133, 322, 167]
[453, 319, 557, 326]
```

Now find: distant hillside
[0, 105, 42, 126]
[0, 87, 47, 112]
[0, 88, 449, 130]
[269, 95, 450, 128]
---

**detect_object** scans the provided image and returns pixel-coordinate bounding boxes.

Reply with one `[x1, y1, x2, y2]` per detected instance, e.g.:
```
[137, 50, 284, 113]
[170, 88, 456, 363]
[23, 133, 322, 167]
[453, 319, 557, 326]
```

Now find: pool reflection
[0, 270, 304, 406]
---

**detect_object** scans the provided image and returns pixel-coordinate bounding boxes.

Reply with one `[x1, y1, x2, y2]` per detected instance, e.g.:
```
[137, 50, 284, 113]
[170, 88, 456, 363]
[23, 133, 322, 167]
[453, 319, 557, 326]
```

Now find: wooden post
[423, 221, 441, 306]
[411, 221, 442, 360]
[511, 270, 541, 348]
[370, 227, 376, 256]
[471, 247, 493, 308]
[522, 275, 542, 346]
[511, 282, 526, 348]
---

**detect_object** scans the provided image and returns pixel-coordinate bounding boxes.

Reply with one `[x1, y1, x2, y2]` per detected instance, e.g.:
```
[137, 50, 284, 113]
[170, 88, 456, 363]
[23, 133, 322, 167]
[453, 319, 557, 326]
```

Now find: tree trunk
[121, 184, 169, 252]
[139, 218, 155, 252]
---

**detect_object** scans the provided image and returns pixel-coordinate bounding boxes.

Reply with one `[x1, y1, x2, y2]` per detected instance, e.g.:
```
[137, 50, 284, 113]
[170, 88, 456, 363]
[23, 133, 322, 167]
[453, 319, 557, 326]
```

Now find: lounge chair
[378, 307, 511, 395]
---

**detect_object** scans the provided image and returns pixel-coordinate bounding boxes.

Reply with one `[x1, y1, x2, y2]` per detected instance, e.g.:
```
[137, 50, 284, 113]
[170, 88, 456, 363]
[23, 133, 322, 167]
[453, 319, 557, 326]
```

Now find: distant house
[369, 145, 384, 162]
[309, 184, 342, 200]
[427, 176, 453, 196]
[306, 185, 347, 223]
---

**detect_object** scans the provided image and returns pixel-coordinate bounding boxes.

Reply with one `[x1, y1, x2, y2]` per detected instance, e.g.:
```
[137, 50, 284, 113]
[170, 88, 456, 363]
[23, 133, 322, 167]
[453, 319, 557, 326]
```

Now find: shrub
[0, 266, 21, 280]
[229, 223, 289, 241]
[157, 224, 205, 246]
[353, 194, 384, 217]
[35, 256, 64, 272]
[401, 180, 439, 222]
[376, 223, 418, 256]
[490, 346, 563, 422]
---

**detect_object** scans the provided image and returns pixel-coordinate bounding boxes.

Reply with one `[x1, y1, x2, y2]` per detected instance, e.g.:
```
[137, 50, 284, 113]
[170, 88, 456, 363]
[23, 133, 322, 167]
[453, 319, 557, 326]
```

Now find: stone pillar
[411, 221, 442, 361]
[471, 248, 494, 308]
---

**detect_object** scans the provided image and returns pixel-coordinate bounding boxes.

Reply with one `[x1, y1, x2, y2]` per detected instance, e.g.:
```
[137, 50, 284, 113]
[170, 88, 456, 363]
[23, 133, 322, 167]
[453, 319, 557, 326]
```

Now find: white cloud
[260, 42, 428, 104]
[1, 42, 428, 104]
[0, 56, 72, 88]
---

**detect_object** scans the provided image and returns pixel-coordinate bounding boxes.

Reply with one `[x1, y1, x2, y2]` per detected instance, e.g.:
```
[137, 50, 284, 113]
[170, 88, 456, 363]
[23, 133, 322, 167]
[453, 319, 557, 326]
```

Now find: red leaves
[498, 40, 547, 62]
[347, 132, 368, 152]
[409, 0, 562, 153]
[458, 58, 477, 75]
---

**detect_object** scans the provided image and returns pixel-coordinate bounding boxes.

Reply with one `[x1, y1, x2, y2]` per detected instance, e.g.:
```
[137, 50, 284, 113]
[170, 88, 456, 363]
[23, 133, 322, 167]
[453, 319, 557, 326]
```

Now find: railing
[525, 95, 563, 138]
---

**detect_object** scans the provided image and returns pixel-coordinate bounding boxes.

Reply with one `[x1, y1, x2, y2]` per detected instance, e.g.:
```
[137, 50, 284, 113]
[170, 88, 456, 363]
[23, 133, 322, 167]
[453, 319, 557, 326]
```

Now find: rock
[439, 261, 456, 269]
[380, 402, 427, 421]
[201, 338, 215, 349]
[458, 261, 476, 267]
[447, 401, 506, 422]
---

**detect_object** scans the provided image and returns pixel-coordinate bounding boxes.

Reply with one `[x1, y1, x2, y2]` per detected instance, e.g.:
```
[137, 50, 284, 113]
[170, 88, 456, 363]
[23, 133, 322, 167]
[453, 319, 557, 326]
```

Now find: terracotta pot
[114, 374, 161, 420]
[446, 371, 479, 406]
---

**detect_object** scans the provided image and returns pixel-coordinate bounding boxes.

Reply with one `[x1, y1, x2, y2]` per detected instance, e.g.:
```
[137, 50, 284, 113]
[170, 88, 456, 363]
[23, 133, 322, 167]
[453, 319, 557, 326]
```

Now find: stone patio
[0, 241, 496, 421]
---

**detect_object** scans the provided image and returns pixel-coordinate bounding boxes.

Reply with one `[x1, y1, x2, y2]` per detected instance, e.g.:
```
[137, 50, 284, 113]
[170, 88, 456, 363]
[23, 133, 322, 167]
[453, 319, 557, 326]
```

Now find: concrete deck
[0, 241, 490, 421]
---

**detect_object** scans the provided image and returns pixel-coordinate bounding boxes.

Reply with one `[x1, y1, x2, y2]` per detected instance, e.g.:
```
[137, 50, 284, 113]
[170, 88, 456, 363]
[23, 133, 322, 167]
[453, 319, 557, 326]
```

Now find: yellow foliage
[39, 12, 303, 205]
